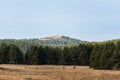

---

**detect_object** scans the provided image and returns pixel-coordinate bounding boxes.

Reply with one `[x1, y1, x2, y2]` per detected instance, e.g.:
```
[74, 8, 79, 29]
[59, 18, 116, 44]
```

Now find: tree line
[90, 41, 120, 70]
[0, 36, 85, 53]
[0, 41, 120, 70]
[0, 43, 92, 65]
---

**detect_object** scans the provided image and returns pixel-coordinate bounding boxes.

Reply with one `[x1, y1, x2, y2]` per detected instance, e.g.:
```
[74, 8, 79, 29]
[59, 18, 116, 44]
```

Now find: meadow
[0, 64, 119, 80]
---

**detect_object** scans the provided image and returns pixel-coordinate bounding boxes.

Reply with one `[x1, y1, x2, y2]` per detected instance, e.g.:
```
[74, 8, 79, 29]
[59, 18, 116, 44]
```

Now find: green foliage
[0, 36, 86, 53]
[0, 38, 120, 70]
[8, 44, 24, 64]
[0, 43, 24, 64]
[0, 43, 10, 64]
[89, 41, 120, 70]
[26, 46, 39, 65]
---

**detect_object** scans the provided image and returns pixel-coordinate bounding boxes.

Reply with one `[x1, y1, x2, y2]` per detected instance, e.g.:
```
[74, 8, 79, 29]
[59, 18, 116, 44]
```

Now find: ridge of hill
[38, 35, 86, 46]
[39, 35, 63, 41]
[0, 36, 86, 52]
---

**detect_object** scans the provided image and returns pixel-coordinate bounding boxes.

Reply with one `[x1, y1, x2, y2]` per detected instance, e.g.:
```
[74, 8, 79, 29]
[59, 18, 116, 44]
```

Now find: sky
[0, 0, 120, 41]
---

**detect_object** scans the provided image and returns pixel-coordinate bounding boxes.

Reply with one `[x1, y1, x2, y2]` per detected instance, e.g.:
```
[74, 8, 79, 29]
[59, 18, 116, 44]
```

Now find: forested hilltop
[0, 36, 120, 70]
[0, 36, 86, 52]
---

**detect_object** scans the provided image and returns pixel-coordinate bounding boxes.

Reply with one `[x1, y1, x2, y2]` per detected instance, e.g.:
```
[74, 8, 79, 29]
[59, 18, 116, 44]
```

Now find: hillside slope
[0, 36, 86, 52]
[39, 36, 86, 46]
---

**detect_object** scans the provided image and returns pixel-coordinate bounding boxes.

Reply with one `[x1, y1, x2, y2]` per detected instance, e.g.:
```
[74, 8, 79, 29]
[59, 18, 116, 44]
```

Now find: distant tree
[110, 41, 120, 69]
[89, 44, 102, 69]
[25, 50, 31, 64]
[25, 46, 39, 65]
[38, 46, 46, 64]
[100, 42, 115, 69]
[0, 43, 10, 64]
[8, 44, 24, 64]
[50, 47, 60, 65]
[63, 47, 72, 65]
[14, 45, 24, 64]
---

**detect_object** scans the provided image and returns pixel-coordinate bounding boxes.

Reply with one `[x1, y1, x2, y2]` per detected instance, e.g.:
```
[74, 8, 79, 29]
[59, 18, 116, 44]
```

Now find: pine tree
[25, 46, 39, 65]
[38, 46, 46, 64]
[0, 43, 10, 64]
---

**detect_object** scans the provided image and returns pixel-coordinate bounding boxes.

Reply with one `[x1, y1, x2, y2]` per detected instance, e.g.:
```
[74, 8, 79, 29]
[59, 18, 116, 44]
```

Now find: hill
[0, 36, 86, 52]
[39, 35, 86, 46]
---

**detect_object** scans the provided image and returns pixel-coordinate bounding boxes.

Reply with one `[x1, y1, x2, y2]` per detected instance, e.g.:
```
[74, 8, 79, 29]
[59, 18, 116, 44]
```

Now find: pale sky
[0, 0, 120, 41]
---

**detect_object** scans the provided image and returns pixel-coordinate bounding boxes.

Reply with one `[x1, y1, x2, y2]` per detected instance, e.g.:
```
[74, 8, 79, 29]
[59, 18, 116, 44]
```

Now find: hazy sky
[0, 0, 120, 41]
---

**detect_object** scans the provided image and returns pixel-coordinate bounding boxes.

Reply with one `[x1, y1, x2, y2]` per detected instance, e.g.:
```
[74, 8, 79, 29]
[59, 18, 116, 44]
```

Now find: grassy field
[0, 64, 119, 80]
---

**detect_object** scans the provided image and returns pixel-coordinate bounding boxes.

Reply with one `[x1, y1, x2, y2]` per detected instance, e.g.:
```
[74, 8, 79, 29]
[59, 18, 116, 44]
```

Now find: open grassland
[0, 65, 119, 80]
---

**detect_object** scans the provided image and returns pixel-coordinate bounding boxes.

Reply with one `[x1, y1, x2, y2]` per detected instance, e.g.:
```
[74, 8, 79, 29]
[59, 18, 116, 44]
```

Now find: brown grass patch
[0, 64, 119, 80]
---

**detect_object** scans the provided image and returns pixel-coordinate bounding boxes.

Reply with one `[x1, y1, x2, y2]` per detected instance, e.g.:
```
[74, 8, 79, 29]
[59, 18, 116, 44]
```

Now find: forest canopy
[0, 38, 120, 70]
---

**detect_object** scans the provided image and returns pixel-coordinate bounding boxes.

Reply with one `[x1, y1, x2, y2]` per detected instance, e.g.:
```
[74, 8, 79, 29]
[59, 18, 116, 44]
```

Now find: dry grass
[0, 64, 119, 80]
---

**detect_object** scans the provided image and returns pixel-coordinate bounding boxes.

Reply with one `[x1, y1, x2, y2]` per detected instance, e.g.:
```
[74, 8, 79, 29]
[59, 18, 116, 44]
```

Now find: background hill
[39, 36, 86, 46]
[0, 36, 86, 52]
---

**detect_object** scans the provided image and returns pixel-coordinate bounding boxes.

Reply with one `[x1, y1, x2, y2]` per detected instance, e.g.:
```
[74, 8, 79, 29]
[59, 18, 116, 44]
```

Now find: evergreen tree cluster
[0, 41, 120, 70]
[90, 41, 120, 70]
[0, 43, 24, 64]
[25, 44, 92, 65]
[0, 43, 92, 65]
